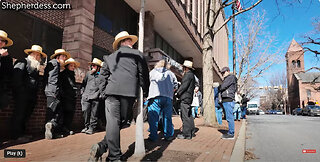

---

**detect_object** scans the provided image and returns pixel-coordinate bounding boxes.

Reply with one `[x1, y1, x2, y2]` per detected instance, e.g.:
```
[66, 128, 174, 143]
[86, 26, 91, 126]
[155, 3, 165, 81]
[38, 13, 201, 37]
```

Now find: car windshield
[248, 104, 258, 108]
[307, 106, 318, 109]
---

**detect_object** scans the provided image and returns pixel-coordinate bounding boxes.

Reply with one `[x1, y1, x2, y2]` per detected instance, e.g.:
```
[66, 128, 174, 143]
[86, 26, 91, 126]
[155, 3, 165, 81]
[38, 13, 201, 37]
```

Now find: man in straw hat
[59, 58, 80, 136]
[44, 48, 70, 139]
[81, 58, 103, 135]
[176, 59, 196, 140]
[0, 30, 13, 110]
[11, 45, 47, 141]
[88, 31, 150, 161]
[219, 67, 237, 140]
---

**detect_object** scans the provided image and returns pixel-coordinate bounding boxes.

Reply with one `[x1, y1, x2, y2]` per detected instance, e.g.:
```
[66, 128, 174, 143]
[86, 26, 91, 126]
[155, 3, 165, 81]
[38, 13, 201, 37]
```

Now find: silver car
[309, 106, 320, 116]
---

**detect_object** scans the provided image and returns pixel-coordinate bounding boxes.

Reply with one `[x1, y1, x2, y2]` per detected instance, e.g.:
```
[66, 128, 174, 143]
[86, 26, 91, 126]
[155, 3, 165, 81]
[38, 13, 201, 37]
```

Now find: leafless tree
[202, 0, 263, 126]
[302, 17, 320, 56]
[235, 10, 283, 100]
[261, 70, 287, 111]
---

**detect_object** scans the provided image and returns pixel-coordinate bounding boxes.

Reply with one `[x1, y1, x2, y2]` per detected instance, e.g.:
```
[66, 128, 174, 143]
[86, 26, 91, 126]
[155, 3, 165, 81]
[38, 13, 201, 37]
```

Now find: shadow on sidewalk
[0, 136, 43, 150]
[122, 129, 180, 161]
[217, 129, 228, 135]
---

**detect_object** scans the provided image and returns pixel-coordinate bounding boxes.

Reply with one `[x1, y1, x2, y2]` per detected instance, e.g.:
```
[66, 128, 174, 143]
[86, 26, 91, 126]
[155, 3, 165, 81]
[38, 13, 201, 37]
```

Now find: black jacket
[241, 96, 249, 107]
[60, 69, 77, 100]
[99, 46, 150, 98]
[220, 74, 237, 102]
[12, 58, 39, 95]
[0, 55, 13, 109]
[0, 55, 13, 82]
[44, 59, 61, 97]
[0, 55, 13, 89]
[177, 70, 195, 104]
[81, 71, 100, 101]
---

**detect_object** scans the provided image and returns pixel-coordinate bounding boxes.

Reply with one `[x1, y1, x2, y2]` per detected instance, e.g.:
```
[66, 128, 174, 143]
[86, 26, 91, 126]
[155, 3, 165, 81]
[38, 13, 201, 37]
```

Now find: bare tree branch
[304, 47, 320, 55]
[211, 0, 263, 35]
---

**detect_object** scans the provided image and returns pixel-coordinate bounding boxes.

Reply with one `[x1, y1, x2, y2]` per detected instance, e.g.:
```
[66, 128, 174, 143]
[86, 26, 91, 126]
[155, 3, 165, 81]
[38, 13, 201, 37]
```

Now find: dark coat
[99, 46, 150, 98]
[220, 74, 237, 102]
[12, 58, 40, 96]
[0, 55, 13, 109]
[177, 70, 195, 104]
[81, 71, 100, 101]
[0, 55, 13, 81]
[241, 96, 249, 107]
[44, 59, 61, 97]
[60, 69, 77, 100]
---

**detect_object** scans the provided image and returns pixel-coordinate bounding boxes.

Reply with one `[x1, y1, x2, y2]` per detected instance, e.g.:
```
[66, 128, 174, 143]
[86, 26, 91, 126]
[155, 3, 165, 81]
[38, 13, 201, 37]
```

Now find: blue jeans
[216, 106, 223, 125]
[222, 102, 235, 135]
[233, 104, 241, 120]
[147, 96, 174, 141]
[241, 106, 247, 119]
[192, 106, 199, 118]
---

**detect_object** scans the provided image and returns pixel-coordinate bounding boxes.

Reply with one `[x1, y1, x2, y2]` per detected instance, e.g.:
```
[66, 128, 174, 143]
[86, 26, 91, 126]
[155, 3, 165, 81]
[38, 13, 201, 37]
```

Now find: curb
[230, 119, 246, 162]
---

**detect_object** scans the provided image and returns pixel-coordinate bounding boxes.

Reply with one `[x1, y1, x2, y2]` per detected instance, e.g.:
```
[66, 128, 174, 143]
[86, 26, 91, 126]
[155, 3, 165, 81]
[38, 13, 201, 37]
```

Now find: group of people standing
[1, 28, 249, 161]
[0, 29, 106, 141]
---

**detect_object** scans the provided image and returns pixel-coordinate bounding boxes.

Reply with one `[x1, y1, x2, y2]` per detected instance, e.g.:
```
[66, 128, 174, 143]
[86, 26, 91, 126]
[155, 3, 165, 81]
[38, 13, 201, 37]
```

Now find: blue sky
[226, 0, 320, 87]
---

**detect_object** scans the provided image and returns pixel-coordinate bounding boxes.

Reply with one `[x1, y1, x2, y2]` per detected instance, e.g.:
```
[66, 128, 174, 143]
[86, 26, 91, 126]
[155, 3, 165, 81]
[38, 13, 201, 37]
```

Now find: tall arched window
[292, 60, 296, 67]
[297, 60, 301, 68]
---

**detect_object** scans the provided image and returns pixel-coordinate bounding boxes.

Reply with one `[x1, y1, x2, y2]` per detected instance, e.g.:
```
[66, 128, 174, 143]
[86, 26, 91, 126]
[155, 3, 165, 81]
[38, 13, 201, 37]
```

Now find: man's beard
[27, 55, 40, 71]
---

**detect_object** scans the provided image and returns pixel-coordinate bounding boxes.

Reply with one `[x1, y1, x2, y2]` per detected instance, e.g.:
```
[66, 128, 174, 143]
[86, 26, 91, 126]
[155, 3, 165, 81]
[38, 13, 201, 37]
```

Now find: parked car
[293, 108, 302, 115]
[276, 110, 283, 115]
[266, 110, 276, 114]
[247, 102, 259, 115]
[256, 109, 265, 115]
[302, 105, 320, 116]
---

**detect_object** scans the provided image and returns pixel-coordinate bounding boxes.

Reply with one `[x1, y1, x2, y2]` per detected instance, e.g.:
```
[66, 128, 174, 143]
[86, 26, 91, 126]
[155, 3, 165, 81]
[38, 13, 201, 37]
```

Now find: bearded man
[11, 45, 47, 141]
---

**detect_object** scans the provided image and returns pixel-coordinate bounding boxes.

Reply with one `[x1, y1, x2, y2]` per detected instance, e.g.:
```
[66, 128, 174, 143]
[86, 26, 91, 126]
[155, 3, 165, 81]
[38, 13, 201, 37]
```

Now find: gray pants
[180, 101, 195, 137]
[82, 99, 99, 129]
[98, 95, 135, 161]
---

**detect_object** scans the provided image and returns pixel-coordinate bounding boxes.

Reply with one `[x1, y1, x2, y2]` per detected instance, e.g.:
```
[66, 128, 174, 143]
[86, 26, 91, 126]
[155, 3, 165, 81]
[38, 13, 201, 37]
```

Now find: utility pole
[134, 0, 145, 157]
[232, 1, 236, 75]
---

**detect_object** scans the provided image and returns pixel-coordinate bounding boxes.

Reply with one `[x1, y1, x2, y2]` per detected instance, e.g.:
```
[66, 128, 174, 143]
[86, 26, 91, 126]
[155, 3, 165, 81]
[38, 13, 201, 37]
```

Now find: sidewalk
[0, 116, 243, 162]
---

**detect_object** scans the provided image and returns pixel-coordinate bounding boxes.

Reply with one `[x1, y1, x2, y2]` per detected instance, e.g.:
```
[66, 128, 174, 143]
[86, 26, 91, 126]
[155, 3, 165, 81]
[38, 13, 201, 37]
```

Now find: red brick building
[286, 39, 320, 114]
[0, 0, 229, 140]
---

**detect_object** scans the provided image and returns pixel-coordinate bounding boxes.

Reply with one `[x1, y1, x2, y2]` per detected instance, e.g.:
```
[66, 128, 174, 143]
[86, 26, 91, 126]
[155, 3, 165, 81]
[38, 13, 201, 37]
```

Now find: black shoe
[177, 134, 191, 140]
[221, 134, 234, 140]
[81, 127, 88, 133]
[45, 122, 53, 140]
[88, 144, 103, 162]
[164, 136, 175, 141]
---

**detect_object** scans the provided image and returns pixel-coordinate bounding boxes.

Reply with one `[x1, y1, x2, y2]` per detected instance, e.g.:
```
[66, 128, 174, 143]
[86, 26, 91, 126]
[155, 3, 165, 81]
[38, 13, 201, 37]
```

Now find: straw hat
[0, 30, 13, 47]
[112, 31, 138, 50]
[24, 45, 47, 58]
[50, 49, 71, 59]
[88, 58, 103, 67]
[62, 58, 80, 68]
[182, 60, 194, 69]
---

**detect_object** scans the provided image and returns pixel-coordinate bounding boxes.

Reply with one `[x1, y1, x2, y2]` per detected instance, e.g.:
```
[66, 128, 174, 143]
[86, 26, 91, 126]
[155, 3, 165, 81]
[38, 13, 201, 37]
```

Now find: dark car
[293, 108, 302, 115]
[302, 105, 320, 116]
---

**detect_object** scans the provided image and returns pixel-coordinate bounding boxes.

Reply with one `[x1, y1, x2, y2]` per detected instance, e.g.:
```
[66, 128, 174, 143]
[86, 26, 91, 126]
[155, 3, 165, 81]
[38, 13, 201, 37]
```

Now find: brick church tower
[286, 39, 305, 112]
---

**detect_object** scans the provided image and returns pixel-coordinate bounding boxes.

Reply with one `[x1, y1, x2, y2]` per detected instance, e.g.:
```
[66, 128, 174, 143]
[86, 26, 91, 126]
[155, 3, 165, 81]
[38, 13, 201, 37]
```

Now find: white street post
[134, 0, 146, 157]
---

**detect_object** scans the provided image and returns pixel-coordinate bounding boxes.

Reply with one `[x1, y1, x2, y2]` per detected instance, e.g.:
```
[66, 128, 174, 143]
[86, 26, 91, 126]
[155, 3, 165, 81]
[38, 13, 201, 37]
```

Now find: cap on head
[221, 67, 230, 73]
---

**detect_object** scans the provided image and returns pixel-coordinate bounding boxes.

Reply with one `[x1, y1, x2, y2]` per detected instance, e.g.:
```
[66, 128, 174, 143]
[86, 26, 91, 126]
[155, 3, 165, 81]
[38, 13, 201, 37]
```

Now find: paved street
[246, 115, 320, 162]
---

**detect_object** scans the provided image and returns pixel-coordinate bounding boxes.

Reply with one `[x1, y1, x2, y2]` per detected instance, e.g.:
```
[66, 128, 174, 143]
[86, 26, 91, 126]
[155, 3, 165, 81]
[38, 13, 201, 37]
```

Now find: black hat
[221, 67, 230, 73]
